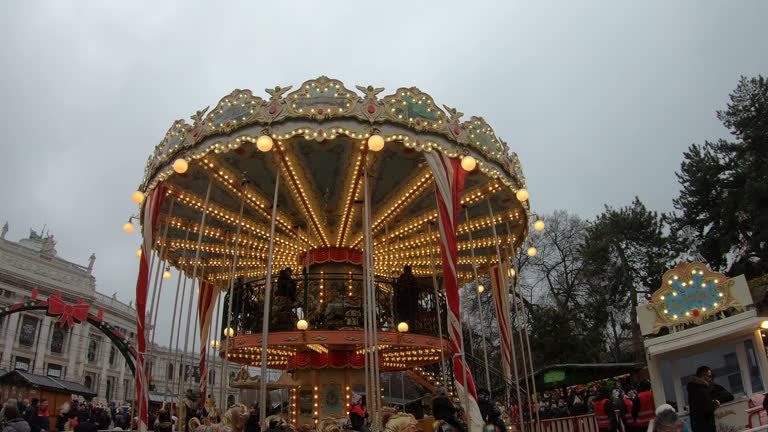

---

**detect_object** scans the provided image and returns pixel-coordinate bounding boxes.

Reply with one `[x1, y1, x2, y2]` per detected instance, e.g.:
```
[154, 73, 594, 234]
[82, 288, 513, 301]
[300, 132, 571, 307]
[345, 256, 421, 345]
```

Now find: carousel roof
[136, 76, 531, 281]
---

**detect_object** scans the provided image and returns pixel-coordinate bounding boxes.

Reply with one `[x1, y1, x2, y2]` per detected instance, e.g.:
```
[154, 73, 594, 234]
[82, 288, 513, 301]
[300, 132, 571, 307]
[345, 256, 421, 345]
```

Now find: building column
[33, 317, 52, 375]
[647, 352, 665, 408]
[98, 337, 111, 399]
[66, 323, 86, 381]
[736, 339, 753, 395]
[79, 329, 93, 379]
[117, 357, 127, 404]
[753, 329, 768, 390]
[2, 314, 20, 370]
[671, 359, 685, 411]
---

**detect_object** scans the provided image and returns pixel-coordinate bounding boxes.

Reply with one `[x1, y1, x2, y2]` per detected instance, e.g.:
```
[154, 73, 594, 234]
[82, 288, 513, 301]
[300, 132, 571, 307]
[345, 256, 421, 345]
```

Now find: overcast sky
[1, 1, 766, 346]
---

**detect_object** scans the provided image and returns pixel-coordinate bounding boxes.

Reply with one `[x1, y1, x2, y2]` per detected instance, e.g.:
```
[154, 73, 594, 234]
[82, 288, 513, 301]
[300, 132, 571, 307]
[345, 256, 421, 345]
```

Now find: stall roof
[526, 363, 645, 391]
[148, 393, 179, 404]
[0, 370, 96, 397]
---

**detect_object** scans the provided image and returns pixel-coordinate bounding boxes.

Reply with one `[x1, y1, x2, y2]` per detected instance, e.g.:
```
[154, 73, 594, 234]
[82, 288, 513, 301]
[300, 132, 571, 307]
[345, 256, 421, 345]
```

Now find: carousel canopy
[136, 76, 531, 281]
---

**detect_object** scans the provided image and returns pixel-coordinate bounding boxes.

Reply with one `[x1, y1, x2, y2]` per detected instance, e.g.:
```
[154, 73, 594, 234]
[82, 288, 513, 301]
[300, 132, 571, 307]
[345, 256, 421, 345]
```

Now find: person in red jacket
[632, 381, 655, 432]
[348, 393, 369, 432]
[624, 392, 635, 430]
[593, 388, 613, 432]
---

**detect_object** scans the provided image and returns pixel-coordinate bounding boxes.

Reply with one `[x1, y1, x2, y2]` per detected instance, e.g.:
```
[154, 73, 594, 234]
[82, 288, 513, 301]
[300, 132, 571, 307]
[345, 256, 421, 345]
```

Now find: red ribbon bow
[47, 295, 90, 329]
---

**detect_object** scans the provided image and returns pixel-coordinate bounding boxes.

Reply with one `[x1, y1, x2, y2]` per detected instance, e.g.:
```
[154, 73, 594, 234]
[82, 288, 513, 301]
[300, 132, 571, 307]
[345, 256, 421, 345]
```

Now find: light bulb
[296, 319, 309, 331]
[516, 188, 529, 202]
[256, 135, 274, 152]
[163, 270, 172, 279]
[368, 135, 385, 152]
[397, 322, 409, 333]
[172, 158, 188, 174]
[527, 246, 537, 257]
[508, 268, 516, 278]
[224, 327, 234, 337]
[477, 285, 485, 293]
[123, 222, 134, 233]
[460, 155, 477, 172]
[136, 249, 142, 258]
[131, 191, 145, 204]
[210, 340, 220, 349]
[534, 219, 545, 232]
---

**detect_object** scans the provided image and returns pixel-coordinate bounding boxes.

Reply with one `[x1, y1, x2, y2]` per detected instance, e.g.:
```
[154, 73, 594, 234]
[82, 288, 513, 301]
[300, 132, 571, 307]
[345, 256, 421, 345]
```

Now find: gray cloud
[1, 0, 766, 345]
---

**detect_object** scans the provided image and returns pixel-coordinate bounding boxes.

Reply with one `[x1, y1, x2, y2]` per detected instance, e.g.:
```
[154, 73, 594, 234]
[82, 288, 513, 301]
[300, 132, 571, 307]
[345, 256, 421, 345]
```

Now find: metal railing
[525, 413, 599, 432]
[463, 352, 529, 405]
[221, 272, 447, 337]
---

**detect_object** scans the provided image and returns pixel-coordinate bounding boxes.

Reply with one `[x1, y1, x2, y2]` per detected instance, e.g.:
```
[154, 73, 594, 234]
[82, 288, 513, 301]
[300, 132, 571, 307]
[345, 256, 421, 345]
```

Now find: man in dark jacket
[22, 399, 39, 432]
[687, 366, 719, 432]
[432, 388, 464, 432]
[477, 389, 506, 431]
[395, 266, 419, 326]
[3, 405, 31, 432]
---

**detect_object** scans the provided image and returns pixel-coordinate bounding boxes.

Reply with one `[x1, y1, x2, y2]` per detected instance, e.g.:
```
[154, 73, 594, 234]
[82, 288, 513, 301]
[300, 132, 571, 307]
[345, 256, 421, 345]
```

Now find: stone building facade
[0, 226, 239, 408]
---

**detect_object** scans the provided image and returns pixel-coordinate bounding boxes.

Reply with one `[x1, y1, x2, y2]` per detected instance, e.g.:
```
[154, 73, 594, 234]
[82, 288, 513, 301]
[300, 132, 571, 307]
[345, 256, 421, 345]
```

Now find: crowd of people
[0, 399, 131, 432]
[1, 365, 767, 432]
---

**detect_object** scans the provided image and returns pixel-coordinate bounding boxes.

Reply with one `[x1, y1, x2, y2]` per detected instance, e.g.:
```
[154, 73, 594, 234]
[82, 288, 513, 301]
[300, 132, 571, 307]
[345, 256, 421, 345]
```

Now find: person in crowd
[22, 399, 39, 432]
[432, 388, 464, 432]
[2, 405, 30, 432]
[92, 407, 109, 431]
[244, 404, 259, 432]
[652, 405, 683, 432]
[569, 386, 588, 416]
[72, 415, 97, 432]
[395, 265, 419, 326]
[631, 380, 655, 432]
[622, 390, 635, 429]
[56, 404, 70, 432]
[477, 389, 506, 431]
[33, 399, 49, 432]
[348, 393, 368, 432]
[593, 387, 614, 432]
[154, 410, 173, 432]
[586, 386, 598, 413]
[16, 402, 28, 421]
[688, 366, 719, 432]
[1, 399, 19, 424]
[277, 268, 298, 304]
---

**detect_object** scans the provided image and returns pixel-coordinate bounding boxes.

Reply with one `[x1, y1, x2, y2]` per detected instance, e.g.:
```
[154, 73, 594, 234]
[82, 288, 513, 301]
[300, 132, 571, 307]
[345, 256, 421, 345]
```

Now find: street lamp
[397, 322, 409, 333]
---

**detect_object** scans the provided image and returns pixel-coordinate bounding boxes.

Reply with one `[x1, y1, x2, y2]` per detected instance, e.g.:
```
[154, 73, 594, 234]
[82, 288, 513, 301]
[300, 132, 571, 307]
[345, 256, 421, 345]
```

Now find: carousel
[129, 76, 539, 432]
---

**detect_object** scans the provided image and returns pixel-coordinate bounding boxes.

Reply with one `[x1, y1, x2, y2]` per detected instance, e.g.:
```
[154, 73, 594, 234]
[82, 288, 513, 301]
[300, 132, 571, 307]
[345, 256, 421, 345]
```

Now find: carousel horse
[318, 416, 349, 432]
[220, 404, 250, 432]
[192, 415, 222, 432]
[384, 413, 417, 432]
[189, 418, 202, 432]
[381, 406, 398, 427]
[179, 389, 202, 431]
[265, 415, 295, 432]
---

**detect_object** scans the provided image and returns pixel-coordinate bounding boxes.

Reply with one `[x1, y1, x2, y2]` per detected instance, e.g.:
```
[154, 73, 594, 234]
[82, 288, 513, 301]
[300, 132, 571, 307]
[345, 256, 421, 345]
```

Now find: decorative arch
[0, 290, 137, 375]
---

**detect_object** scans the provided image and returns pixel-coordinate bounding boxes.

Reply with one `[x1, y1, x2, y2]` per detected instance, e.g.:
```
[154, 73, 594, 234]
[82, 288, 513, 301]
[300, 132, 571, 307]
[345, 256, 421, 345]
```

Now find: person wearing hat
[432, 388, 464, 432]
[651, 405, 684, 432]
[477, 389, 506, 432]
[687, 367, 719, 432]
[277, 268, 297, 304]
[348, 393, 368, 432]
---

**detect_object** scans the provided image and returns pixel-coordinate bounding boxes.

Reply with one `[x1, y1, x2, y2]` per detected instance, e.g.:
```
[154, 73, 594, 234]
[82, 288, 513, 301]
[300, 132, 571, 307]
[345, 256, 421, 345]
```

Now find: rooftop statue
[87, 253, 96, 274]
